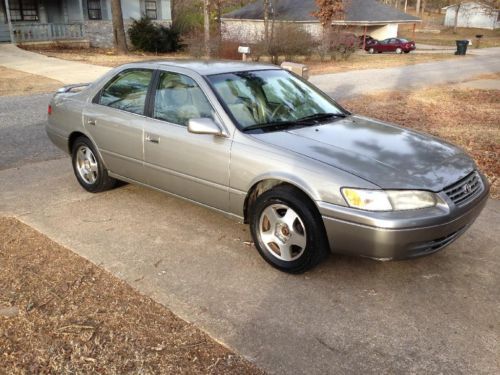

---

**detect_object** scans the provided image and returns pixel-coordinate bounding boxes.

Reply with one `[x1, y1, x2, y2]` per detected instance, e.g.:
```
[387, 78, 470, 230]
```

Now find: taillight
[48, 105, 52, 115]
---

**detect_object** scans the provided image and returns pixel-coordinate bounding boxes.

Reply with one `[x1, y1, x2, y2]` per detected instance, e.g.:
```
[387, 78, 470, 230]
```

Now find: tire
[396, 48, 403, 54]
[250, 185, 329, 274]
[368, 48, 375, 54]
[404, 50, 410, 54]
[71, 136, 116, 193]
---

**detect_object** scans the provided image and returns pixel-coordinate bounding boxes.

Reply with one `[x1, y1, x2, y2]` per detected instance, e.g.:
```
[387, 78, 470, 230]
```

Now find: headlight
[342, 188, 437, 211]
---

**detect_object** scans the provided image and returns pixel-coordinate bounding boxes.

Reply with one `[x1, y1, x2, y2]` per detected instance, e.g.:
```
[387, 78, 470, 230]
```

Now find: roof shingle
[223, 0, 421, 24]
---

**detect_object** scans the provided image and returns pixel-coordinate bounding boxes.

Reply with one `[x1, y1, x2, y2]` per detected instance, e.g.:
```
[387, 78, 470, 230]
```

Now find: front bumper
[318, 175, 489, 260]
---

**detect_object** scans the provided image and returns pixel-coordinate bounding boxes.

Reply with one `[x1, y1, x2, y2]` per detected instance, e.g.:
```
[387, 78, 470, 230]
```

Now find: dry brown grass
[25, 47, 190, 67]
[410, 28, 500, 48]
[0, 217, 263, 374]
[307, 53, 457, 75]
[342, 87, 500, 199]
[0, 67, 63, 96]
[23, 46, 456, 75]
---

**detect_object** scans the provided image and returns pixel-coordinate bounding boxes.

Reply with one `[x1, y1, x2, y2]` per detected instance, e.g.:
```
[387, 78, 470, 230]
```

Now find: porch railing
[12, 23, 84, 42]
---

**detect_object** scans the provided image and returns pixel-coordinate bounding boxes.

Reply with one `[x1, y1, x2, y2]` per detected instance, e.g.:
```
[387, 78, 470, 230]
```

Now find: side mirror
[188, 118, 223, 136]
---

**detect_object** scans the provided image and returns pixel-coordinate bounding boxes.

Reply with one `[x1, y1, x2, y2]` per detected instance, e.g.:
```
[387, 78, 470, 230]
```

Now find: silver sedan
[46, 61, 489, 273]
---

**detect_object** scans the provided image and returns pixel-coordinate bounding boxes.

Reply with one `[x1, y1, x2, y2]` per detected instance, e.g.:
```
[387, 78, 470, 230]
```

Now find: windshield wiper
[296, 112, 346, 122]
[242, 112, 346, 132]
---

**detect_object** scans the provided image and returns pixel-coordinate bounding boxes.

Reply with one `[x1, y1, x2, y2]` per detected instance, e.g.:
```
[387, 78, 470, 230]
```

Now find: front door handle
[145, 134, 160, 144]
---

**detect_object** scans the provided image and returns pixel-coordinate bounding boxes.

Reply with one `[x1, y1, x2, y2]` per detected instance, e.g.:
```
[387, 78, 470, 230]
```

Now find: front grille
[444, 171, 482, 206]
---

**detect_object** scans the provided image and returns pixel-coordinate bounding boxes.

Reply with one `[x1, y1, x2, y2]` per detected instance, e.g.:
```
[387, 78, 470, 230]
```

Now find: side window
[99, 70, 153, 115]
[153, 71, 215, 126]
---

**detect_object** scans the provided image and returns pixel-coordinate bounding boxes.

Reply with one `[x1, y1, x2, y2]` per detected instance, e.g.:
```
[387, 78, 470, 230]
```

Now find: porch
[1, 0, 89, 42]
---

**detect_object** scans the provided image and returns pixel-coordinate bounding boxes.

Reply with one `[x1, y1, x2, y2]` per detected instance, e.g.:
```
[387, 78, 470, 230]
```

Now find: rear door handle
[145, 134, 160, 144]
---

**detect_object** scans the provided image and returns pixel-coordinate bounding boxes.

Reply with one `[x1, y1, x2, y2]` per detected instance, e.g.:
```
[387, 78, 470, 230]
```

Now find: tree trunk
[264, 0, 270, 45]
[111, 0, 127, 54]
[453, 4, 461, 33]
[204, 0, 210, 58]
[415, 0, 421, 15]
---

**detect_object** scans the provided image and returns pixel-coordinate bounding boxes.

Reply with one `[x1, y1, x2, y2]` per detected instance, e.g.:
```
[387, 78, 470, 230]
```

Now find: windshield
[208, 70, 346, 130]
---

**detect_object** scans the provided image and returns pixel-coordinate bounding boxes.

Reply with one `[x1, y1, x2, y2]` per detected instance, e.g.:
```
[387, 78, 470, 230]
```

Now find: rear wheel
[72, 136, 116, 193]
[368, 47, 375, 54]
[250, 185, 329, 273]
[396, 47, 403, 54]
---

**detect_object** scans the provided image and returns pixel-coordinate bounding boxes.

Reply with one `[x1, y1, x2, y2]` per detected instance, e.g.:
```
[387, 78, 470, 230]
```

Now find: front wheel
[72, 136, 116, 193]
[404, 50, 410, 54]
[250, 185, 329, 273]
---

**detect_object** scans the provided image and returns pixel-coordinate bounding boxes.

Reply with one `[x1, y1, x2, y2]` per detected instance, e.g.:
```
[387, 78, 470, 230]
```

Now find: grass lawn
[342, 82, 500, 199]
[24, 46, 457, 76]
[0, 217, 263, 374]
[306, 53, 457, 75]
[0, 67, 63, 96]
[401, 26, 500, 48]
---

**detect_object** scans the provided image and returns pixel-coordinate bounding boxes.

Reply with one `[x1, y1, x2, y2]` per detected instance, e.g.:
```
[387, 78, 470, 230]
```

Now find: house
[0, 0, 172, 46]
[443, 2, 500, 30]
[221, 0, 421, 43]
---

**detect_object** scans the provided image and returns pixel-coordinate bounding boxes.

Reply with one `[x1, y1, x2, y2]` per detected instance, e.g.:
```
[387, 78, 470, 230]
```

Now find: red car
[365, 38, 416, 54]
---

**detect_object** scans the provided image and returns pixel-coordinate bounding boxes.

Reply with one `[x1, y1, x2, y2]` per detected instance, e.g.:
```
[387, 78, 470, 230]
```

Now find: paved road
[0, 94, 65, 170]
[311, 47, 500, 99]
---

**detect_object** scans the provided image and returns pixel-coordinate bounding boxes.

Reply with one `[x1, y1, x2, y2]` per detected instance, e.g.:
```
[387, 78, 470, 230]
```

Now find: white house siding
[368, 23, 399, 40]
[222, 19, 399, 43]
[444, 2, 499, 30]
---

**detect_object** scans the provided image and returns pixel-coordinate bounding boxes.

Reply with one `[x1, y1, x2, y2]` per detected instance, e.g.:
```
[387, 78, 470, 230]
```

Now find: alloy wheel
[258, 204, 307, 262]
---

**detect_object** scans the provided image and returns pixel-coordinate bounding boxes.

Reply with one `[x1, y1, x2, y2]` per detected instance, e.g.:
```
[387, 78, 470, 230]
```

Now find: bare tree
[111, 0, 127, 54]
[312, 0, 345, 52]
[204, 0, 210, 57]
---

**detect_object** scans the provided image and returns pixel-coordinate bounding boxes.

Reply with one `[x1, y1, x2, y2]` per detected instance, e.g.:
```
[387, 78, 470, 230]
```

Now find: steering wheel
[270, 103, 288, 120]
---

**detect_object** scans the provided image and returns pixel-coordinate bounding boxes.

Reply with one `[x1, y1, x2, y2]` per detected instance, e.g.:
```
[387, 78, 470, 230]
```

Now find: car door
[388, 38, 398, 52]
[142, 69, 232, 211]
[83, 69, 154, 183]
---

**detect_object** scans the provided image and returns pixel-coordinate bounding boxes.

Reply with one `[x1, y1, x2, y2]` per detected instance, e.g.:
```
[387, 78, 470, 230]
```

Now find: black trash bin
[455, 40, 469, 55]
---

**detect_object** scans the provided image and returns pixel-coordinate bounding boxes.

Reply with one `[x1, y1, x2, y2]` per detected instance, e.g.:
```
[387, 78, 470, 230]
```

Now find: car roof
[120, 59, 280, 76]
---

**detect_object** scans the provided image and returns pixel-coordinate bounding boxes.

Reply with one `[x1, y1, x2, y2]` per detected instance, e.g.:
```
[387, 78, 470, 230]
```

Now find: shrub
[252, 23, 317, 64]
[128, 17, 182, 53]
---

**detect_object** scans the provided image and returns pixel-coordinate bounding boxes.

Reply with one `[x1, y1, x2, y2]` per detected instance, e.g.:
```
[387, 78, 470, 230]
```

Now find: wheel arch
[243, 176, 320, 224]
[68, 131, 109, 170]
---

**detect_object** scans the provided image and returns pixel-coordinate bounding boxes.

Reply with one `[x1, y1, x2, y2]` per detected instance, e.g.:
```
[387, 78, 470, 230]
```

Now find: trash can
[455, 40, 469, 55]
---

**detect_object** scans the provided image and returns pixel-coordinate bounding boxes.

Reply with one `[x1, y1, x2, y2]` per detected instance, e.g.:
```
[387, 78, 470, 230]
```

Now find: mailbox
[280, 61, 310, 80]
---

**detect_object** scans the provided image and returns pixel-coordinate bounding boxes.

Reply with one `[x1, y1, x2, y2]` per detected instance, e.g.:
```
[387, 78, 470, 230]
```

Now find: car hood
[250, 115, 475, 191]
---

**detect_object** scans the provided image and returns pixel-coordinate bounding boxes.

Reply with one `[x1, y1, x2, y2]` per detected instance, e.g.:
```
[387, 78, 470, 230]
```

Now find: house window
[9, 0, 39, 22]
[88, 0, 102, 20]
[145, 0, 157, 20]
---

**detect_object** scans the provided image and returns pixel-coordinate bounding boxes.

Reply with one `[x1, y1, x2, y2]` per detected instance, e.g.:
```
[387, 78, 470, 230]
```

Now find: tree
[204, 0, 210, 57]
[111, 0, 128, 54]
[312, 0, 345, 52]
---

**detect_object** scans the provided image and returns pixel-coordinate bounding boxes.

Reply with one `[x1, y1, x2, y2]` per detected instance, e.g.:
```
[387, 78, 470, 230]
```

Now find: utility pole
[204, 0, 210, 58]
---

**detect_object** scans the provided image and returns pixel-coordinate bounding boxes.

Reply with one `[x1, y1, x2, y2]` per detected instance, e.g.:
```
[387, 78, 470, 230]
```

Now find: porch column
[3, 0, 15, 44]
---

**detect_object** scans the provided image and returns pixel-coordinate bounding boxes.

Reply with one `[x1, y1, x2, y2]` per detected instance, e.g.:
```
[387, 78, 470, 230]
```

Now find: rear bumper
[318, 177, 489, 260]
